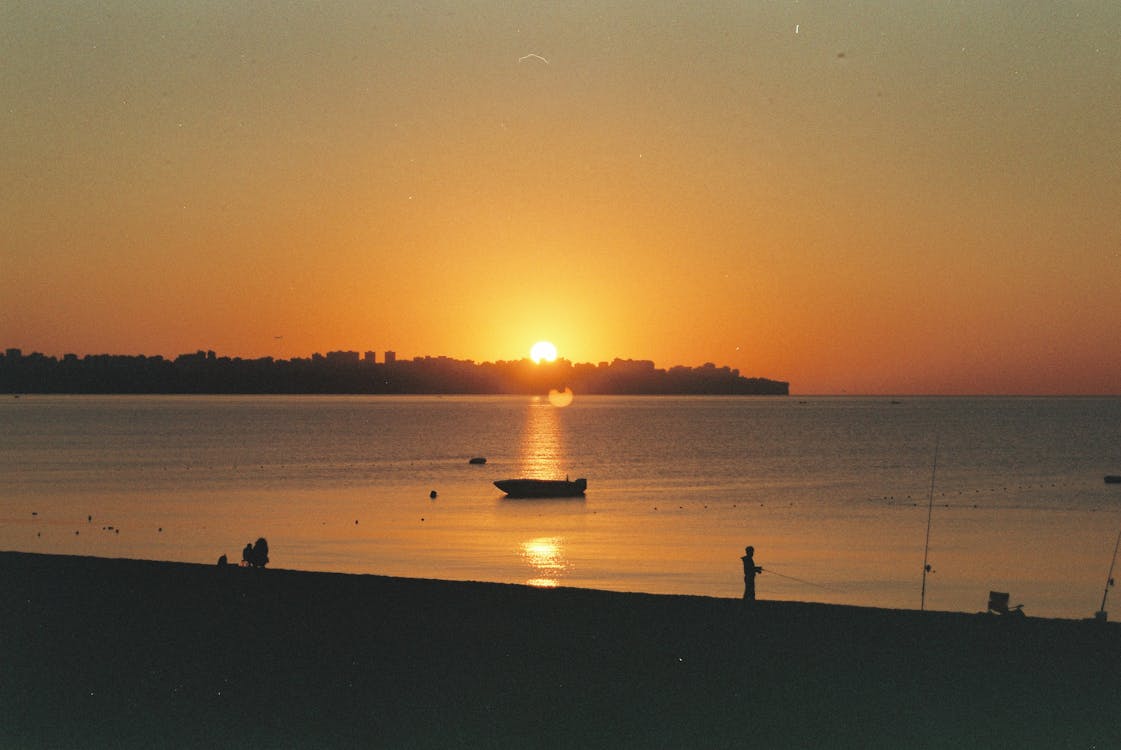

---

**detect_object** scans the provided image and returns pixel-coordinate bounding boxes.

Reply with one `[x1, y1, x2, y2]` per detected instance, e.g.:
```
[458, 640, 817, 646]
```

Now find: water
[2, 395, 1119, 619]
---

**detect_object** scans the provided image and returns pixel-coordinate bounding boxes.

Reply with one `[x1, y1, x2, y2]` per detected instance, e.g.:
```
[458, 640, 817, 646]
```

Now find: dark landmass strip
[0, 347, 789, 395]
[2, 551, 1118, 749]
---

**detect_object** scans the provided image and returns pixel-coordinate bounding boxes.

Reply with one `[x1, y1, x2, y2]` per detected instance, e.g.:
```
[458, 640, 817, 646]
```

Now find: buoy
[429, 490, 438, 499]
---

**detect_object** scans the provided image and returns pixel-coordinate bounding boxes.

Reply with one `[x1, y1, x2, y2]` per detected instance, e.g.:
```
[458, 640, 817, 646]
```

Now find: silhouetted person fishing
[741, 545, 762, 601]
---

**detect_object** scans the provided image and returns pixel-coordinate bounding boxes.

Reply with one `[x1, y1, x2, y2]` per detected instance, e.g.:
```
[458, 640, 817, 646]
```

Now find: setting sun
[530, 341, 558, 364]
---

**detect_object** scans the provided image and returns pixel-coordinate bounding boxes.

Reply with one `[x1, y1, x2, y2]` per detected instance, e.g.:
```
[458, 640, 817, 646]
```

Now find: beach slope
[2, 551, 1119, 748]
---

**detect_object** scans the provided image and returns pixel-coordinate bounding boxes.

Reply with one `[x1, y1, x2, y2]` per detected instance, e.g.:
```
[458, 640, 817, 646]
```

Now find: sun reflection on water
[518, 401, 567, 479]
[521, 536, 568, 588]
[547, 387, 574, 408]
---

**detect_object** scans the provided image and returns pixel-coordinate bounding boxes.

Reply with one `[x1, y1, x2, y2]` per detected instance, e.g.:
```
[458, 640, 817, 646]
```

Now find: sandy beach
[3, 550, 1119, 748]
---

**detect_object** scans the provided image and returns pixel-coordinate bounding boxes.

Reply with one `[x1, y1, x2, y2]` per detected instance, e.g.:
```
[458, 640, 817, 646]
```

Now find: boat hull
[494, 478, 587, 498]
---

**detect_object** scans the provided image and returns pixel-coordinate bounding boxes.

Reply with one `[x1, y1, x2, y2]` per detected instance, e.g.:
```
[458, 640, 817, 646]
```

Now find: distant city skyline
[3, 3, 1119, 395]
[1, 347, 788, 396]
[3, 344, 771, 369]
[1, 344, 785, 378]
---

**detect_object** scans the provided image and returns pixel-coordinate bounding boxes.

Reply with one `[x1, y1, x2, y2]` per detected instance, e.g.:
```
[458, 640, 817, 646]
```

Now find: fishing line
[760, 566, 833, 590]
[1097, 526, 1121, 619]
[920, 435, 939, 611]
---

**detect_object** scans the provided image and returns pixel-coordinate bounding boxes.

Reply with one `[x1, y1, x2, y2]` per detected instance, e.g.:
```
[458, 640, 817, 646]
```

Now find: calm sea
[2, 395, 1119, 619]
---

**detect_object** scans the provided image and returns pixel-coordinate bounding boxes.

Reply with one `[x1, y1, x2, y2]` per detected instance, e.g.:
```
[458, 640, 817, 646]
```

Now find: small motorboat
[1106, 475, 1121, 484]
[468, 457, 487, 464]
[494, 477, 587, 498]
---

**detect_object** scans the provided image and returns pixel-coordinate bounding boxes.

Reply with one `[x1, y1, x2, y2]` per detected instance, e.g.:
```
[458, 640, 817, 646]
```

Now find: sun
[530, 340, 558, 363]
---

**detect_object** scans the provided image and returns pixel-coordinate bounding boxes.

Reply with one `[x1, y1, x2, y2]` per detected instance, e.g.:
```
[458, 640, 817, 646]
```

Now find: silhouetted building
[384, 350, 396, 365]
[326, 350, 360, 364]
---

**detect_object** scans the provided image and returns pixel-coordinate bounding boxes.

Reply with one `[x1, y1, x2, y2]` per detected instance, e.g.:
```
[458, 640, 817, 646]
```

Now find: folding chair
[987, 591, 1024, 616]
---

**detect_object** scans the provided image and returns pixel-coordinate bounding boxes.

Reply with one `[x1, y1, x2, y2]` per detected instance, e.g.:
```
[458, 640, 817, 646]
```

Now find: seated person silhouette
[250, 537, 270, 568]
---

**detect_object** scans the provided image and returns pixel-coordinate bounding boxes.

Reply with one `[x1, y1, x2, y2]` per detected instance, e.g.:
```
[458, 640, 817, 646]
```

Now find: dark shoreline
[3, 550, 1119, 748]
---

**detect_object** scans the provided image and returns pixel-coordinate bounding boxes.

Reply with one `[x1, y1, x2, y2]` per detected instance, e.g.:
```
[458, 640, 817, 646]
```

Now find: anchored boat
[494, 477, 587, 498]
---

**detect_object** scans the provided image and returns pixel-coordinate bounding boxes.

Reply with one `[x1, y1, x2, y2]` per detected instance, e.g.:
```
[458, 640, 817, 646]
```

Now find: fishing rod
[1097, 526, 1121, 620]
[760, 566, 831, 590]
[920, 436, 939, 611]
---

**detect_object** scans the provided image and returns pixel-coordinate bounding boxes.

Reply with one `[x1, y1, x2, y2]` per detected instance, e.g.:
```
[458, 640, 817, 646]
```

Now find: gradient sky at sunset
[3, 2, 1119, 394]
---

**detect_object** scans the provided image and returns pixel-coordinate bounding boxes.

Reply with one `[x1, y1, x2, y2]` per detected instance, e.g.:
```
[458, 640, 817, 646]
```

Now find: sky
[3, 1, 1119, 394]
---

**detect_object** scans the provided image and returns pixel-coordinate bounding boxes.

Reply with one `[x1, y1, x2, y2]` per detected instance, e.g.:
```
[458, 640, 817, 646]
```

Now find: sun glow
[530, 341, 558, 363]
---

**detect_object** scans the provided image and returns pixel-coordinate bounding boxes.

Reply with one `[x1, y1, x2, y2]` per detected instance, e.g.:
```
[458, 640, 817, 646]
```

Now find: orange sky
[3, 3, 1119, 394]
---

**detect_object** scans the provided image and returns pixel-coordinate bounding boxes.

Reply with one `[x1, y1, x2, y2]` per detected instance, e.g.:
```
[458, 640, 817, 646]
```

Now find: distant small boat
[1106, 475, 1121, 485]
[494, 477, 587, 498]
[468, 457, 487, 464]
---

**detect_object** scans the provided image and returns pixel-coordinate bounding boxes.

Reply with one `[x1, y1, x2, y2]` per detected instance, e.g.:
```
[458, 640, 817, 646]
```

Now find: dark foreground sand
[3, 551, 1119, 749]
